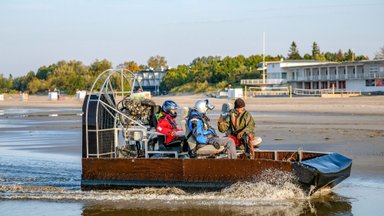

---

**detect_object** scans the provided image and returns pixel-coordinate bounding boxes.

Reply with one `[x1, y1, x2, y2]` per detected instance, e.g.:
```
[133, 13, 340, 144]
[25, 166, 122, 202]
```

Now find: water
[0, 107, 383, 215]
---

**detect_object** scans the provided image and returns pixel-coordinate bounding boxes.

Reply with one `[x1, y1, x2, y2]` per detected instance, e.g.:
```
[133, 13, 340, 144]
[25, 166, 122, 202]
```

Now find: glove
[237, 131, 244, 139]
[213, 141, 220, 149]
[218, 115, 223, 124]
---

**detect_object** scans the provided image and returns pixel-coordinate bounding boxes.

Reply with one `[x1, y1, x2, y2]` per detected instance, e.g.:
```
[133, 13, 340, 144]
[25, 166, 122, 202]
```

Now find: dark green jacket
[218, 109, 255, 136]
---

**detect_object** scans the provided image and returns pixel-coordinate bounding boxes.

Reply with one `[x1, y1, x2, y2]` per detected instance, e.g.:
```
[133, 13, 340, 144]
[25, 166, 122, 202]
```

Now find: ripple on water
[0, 170, 307, 204]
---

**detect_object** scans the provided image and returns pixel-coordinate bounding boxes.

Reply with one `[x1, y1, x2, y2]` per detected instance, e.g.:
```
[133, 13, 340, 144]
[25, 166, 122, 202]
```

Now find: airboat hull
[80, 69, 352, 195]
[81, 151, 352, 194]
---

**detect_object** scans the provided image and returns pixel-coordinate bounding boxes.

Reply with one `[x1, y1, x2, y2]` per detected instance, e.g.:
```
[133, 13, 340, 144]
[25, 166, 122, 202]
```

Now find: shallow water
[0, 107, 383, 215]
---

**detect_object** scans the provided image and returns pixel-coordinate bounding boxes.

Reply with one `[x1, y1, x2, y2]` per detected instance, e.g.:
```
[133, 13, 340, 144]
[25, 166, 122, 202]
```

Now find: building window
[321, 81, 328, 89]
[282, 72, 287, 79]
[376, 79, 384, 87]
[366, 80, 375, 87]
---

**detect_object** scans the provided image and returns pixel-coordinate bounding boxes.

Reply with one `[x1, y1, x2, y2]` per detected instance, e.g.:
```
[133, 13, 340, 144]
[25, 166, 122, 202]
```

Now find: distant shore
[1, 93, 384, 115]
[0, 94, 84, 108]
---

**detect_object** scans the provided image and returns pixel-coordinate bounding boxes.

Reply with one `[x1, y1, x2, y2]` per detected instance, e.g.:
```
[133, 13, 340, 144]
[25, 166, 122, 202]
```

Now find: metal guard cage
[82, 68, 148, 158]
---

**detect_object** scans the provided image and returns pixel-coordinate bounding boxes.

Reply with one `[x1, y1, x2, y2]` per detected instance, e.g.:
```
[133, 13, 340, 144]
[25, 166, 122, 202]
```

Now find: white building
[242, 60, 384, 93]
[135, 69, 168, 95]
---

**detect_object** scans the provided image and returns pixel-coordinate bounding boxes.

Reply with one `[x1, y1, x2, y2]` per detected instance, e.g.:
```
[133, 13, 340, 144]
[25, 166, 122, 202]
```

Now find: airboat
[81, 68, 352, 195]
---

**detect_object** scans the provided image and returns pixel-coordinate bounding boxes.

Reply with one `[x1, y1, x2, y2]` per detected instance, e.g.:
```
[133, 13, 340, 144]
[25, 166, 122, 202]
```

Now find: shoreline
[2, 94, 384, 115]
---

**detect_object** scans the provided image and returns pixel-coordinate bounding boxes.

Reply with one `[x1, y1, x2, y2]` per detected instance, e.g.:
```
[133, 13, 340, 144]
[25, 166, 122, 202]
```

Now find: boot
[241, 133, 254, 159]
[188, 149, 197, 158]
[183, 140, 196, 158]
[182, 139, 190, 152]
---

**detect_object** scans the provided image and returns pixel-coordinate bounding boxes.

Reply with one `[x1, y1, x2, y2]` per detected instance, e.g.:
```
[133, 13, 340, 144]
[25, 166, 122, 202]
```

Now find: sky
[0, 0, 383, 77]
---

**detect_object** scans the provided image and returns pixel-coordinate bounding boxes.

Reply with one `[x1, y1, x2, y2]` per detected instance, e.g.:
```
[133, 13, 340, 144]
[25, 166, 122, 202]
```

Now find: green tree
[88, 59, 112, 89]
[89, 59, 112, 76]
[13, 71, 35, 92]
[0, 74, 13, 93]
[118, 61, 141, 72]
[344, 49, 355, 61]
[335, 49, 344, 62]
[147, 55, 167, 69]
[287, 41, 301, 60]
[312, 42, 323, 60]
[161, 64, 191, 91]
[303, 53, 312, 60]
[36, 64, 56, 80]
[323, 52, 336, 61]
[355, 55, 369, 61]
[27, 78, 42, 94]
[190, 56, 221, 83]
[49, 60, 88, 94]
[245, 54, 263, 71]
[220, 56, 238, 83]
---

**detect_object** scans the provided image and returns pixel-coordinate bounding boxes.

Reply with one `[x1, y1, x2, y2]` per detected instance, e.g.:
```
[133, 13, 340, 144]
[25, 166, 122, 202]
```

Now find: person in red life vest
[217, 98, 257, 159]
[156, 100, 191, 153]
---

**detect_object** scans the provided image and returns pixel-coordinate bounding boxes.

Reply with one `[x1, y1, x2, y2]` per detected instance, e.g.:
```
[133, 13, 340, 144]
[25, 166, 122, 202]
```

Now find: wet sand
[2, 93, 383, 115]
[0, 94, 84, 108]
[1, 94, 384, 173]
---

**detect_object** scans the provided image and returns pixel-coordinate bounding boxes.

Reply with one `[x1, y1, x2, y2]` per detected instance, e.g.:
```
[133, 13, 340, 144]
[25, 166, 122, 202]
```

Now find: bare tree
[374, 46, 384, 60]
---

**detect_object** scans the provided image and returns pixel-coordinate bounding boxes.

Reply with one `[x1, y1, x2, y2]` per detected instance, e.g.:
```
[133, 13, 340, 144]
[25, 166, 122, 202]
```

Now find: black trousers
[166, 136, 190, 152]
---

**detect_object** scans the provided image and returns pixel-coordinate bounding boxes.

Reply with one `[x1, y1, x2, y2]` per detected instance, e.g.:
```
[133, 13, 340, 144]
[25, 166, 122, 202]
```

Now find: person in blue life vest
[156, 100, 193, 156]
[187, 99, 237, 159]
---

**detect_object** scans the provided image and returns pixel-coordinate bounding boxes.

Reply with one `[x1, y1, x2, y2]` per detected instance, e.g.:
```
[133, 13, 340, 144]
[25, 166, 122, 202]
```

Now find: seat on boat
[146, 104, 187, 157]
[191, 143, 225, 155]
[181, 107, 225, 157]
[252, 136, 262, 147]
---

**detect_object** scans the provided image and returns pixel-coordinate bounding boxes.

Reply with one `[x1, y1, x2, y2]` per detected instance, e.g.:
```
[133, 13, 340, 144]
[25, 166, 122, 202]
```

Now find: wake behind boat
[81, 68, 352, 195]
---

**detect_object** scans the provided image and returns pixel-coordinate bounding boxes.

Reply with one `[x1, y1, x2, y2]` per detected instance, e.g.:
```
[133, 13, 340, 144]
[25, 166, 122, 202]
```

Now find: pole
[262, 32, 266, 84]
[244, 85, 247, 99]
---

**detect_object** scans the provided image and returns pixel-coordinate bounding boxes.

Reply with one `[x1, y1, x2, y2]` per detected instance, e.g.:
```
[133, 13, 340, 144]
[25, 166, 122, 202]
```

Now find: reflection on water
[81, 195, 352, 216]
[0, 197, 352, 216]
[0, 184, 353, 216]
[95, 192, 350, 216]
[306, 191, 353, 215]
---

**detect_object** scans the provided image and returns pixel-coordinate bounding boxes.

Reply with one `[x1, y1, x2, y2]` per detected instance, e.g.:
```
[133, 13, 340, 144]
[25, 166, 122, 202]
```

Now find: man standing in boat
[156, 100, 192, 154]
[217, 98, 258, 159]
[188, 99, 237, 159]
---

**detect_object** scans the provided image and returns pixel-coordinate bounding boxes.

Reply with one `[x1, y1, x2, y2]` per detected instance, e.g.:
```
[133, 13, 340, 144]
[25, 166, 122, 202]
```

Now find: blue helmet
[162, 100, 179, 118]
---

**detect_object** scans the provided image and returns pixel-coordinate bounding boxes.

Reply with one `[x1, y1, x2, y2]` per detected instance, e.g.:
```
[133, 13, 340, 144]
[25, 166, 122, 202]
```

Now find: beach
[1, 94, 384, 172]
[3, 93, 383, 114]
[1, 94, 384, 215]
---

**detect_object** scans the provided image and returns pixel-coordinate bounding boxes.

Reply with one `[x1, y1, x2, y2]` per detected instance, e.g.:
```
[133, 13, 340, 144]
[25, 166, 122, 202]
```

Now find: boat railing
[88, 94, 187, 159]
[254, 149, 331, 162]
[144, 131, 185, 158]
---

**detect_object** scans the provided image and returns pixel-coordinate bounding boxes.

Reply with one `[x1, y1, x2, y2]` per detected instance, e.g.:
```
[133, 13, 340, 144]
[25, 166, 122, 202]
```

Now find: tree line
[1, 42, 383, 95]
[0, 55, 167, 95]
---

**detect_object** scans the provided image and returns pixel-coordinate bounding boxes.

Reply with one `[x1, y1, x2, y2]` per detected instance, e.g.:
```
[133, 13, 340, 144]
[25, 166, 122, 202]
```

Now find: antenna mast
[262, 32, 266, 84]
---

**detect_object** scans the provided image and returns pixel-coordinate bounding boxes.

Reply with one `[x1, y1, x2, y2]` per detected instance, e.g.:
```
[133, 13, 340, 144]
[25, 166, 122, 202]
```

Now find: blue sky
[0, 0, 383, 77]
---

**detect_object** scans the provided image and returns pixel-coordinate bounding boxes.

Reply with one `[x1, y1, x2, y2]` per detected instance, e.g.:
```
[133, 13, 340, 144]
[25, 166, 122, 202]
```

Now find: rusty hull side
[81, 158, 292, 189]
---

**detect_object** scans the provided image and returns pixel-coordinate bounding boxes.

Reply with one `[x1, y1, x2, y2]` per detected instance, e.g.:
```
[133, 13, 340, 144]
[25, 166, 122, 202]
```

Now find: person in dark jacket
[218, 98, 256, 159]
